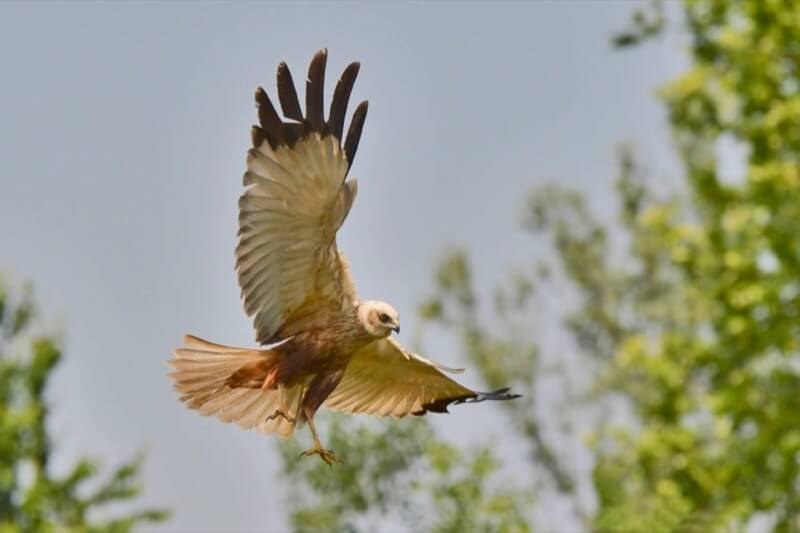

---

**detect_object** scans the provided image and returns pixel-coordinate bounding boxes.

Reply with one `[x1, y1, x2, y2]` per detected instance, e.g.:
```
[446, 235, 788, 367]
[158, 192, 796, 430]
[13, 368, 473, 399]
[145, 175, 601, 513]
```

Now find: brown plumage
[168, 49, 520, 466]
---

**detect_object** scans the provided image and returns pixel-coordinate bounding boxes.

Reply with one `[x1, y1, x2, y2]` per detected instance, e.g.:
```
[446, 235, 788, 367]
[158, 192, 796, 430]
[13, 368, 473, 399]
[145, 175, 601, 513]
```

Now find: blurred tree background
[278, 0, 800, 532]
[0, 278, 168, 532]
[5, 0, 799, 531]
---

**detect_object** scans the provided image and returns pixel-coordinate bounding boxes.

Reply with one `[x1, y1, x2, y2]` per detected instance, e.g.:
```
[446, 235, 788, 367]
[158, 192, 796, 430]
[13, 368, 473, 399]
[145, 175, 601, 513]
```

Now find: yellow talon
[299, 447, 343, 467]
[266, 409, 295, 424]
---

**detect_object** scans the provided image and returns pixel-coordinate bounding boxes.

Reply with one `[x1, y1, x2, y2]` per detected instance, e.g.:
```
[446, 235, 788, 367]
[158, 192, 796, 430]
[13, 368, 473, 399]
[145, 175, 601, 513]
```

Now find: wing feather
[328, 62, 360, 141]
[255, 87, 284, 147]
[305, 49, 327, 133]
[237, 51, 371, 344]
[238, 133, 355, 344]
[344, 101, 368, 169]
[325, 338, 484, 418]
[277, 62, 304, 123]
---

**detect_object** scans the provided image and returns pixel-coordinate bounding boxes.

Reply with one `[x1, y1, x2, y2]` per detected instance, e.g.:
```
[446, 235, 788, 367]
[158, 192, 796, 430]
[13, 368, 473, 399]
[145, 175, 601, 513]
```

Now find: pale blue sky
[0, 2, 686, 531]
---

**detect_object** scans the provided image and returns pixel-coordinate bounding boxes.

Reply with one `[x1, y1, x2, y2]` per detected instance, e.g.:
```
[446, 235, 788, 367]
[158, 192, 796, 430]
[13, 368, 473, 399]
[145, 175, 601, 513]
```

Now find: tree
[278, 413, 531, 533]
[591, 1, 800, 530]
[0, 277, 169, 532]
[278, 1, 800, 531]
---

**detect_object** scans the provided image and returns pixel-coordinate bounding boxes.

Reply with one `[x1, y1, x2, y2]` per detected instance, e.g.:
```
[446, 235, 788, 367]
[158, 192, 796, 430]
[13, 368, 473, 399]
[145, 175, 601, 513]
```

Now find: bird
[168, 49, 521, 466]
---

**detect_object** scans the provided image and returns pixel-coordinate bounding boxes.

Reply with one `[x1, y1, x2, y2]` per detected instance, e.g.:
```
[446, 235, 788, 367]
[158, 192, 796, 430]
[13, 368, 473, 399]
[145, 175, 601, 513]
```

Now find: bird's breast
[275, 326, 371, 385]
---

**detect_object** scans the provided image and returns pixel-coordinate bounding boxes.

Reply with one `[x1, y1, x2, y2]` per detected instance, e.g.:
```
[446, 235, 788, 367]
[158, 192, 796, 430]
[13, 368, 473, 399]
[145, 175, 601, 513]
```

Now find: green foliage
[0, 278, 169, 532]
[279, 1, 800, 532]
[279, 414, 432, 532]
[425, 443, 532, 533]
[279, 414, 530, 533]
[420, 250, 573, 496]
[584, 1, 800, 531]
[612, 0, 666, 48]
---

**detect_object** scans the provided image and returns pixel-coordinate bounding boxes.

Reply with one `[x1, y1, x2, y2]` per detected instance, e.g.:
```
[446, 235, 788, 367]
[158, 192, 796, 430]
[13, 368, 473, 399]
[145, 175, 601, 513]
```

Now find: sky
[0, 2, 687, 531]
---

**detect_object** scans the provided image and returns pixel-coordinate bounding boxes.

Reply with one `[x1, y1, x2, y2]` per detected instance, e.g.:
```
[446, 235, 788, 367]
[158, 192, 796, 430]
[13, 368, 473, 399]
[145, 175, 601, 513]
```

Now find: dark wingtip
[254, 52, 366, 156]
[277, 61, 304, 122]
[328, 61, 361, 142]
[250, 125, 266, 149]
[475, 388, 522, 402]
[343, 100, 368, 170]
[306, 49, 328, 133]
[255, 86, 283, 148]
[414, 386, 521, 416]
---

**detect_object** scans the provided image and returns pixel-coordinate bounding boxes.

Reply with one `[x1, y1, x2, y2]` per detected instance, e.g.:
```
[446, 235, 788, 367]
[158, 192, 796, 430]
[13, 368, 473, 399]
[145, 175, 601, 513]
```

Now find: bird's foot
[266, 409, 295, 424]
[299, 446, 342, 467]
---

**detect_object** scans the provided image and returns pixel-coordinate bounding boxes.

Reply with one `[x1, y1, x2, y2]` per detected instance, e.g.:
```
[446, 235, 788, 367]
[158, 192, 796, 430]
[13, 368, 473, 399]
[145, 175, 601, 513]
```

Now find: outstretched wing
[324, 337, 520, 418]
[238, 49, 368, 344]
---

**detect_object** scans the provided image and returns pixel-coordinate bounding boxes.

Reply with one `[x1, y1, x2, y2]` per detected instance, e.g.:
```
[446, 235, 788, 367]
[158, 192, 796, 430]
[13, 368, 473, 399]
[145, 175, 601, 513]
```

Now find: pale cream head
[357, 300, 400, 338]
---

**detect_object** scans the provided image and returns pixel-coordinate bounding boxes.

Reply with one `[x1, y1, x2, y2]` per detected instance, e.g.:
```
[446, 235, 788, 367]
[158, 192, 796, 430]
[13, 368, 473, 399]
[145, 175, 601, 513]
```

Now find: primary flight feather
[169, 49, 520, 465]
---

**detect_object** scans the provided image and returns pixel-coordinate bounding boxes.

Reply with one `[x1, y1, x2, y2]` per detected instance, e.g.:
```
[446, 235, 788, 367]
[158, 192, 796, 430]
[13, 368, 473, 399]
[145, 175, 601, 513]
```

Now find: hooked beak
[393, 325, 400, 334]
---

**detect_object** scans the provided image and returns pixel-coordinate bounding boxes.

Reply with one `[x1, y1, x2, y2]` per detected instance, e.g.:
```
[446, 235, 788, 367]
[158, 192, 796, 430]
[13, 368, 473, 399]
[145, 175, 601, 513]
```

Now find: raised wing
[324, 337, 520, 418]
[238, 49, 367, 344]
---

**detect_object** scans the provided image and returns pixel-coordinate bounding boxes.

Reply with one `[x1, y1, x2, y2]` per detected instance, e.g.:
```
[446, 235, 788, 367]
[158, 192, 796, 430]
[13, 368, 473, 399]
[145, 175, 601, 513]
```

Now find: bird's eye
[379, 312, 391, 323]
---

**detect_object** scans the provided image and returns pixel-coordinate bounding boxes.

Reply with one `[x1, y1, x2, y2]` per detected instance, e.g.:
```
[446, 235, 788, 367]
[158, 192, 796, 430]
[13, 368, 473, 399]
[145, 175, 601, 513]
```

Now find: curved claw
[299, 447, 343, 467]
[266, 409, 295, 424]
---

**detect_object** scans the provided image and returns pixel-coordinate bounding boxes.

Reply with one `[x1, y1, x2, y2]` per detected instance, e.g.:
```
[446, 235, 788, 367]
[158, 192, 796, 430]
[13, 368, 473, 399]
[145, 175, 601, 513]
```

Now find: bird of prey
[168, 50, 520, 465]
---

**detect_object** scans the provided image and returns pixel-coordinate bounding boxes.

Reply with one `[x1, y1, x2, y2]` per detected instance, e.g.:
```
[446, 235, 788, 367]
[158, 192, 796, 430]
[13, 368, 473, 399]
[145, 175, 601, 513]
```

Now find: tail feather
[182, 334, 256, 353]
[237, 392, 275, 428]
[219, 390, 265, 424]
[168, 334, 300, 437]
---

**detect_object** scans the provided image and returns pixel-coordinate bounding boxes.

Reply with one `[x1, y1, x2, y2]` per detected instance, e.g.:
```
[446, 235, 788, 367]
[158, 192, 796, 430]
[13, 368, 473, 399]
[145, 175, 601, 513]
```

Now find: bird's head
[358, 300, 400, 338]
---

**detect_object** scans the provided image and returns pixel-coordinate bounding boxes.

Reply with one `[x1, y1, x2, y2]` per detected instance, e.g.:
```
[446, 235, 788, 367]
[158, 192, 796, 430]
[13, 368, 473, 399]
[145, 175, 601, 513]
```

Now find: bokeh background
[3, 1, 796, 532]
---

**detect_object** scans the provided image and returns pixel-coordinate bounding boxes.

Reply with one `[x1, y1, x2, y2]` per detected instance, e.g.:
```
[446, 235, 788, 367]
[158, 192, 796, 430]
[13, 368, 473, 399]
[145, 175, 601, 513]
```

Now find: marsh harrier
[169, 50, 520, 465]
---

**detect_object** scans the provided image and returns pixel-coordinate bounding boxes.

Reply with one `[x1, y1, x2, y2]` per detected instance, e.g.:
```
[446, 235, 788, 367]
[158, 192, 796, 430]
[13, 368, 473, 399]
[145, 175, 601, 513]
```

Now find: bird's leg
[266, 384, 295, 424]
[299, 409, 341, 466]
[297, 371, 346, 466]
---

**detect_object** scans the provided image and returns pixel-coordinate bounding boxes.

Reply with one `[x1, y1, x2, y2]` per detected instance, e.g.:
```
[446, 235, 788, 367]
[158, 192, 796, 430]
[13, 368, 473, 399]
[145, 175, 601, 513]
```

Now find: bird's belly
[276, 339, 355, 387]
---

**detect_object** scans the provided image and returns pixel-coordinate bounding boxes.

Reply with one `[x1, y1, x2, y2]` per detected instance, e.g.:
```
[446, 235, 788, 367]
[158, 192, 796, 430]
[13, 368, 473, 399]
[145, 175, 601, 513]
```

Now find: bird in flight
[169, 50, 520, 466]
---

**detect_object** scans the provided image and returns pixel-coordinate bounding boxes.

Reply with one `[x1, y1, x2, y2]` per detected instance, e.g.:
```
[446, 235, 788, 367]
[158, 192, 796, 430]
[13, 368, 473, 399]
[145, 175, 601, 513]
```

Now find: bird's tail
[168, 334, 300, 437]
